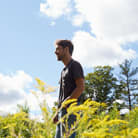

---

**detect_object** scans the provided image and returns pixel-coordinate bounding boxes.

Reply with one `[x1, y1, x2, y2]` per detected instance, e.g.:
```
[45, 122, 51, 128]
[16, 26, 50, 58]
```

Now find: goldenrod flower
[107, 119, 128, 126]
[131, 128, 138, 137]
[61, 99, 77, 108]
[35, 78, 56, 93]
[67, 105, 89, 114]
[35, 78, 45, 86]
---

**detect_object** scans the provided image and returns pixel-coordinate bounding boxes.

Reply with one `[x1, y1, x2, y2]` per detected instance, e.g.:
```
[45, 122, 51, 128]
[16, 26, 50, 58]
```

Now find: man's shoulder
[71, 59, 84, 79]
[71, 59, 83, 68]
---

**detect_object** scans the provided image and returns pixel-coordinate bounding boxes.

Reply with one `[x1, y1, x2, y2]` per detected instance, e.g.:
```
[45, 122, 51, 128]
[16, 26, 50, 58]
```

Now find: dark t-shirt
[58, 59, 84, 108]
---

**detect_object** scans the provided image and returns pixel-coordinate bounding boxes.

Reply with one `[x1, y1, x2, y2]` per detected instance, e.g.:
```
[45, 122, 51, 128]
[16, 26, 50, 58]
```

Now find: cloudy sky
[0, 0, 138, 116]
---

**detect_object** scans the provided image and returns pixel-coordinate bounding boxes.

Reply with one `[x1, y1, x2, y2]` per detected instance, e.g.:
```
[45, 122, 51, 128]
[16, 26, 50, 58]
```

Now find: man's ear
[65, 47, 69, 54]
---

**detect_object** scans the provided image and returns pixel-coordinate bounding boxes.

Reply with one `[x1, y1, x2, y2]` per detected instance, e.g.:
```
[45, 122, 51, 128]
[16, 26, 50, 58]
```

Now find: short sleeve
[71, 61, 84, 80]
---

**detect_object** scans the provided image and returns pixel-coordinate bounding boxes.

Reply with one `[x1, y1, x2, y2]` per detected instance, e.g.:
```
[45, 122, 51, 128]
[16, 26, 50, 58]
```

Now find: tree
[119, 59, 138, 110]
[17, 102, 30, 114]
[82, 66, 117, 107]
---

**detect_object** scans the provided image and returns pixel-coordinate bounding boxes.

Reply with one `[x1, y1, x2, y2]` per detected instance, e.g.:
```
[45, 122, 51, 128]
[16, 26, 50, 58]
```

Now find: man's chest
[61, 67, 73, 86]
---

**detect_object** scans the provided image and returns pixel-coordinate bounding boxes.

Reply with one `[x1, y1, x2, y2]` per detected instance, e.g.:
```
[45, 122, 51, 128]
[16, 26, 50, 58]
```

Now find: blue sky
[0, 0, 138, 117]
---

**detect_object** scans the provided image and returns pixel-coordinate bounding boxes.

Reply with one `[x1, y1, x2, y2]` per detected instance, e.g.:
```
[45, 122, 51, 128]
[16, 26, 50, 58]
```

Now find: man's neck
[62, 56, 72, 66]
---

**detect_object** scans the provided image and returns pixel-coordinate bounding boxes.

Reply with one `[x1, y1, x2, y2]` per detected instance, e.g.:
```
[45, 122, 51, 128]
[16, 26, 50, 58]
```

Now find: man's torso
[58, 59, 84, 108]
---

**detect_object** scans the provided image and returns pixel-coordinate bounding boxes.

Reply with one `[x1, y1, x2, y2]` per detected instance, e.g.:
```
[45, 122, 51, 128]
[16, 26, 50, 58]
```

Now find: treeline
[80, 59, 138, 111]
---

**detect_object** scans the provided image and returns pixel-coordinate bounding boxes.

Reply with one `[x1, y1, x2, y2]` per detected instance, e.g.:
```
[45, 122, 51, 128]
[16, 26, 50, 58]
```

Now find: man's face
[55, 45, 66, 61]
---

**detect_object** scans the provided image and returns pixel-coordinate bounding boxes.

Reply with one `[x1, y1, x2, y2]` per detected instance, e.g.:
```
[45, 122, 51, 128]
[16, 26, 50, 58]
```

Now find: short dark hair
[55, 40, 74, 55]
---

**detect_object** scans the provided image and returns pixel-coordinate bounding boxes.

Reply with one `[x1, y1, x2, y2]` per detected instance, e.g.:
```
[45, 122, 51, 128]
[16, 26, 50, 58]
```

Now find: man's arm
[65, 77, 85, 100]
[53, 78, 84, 124]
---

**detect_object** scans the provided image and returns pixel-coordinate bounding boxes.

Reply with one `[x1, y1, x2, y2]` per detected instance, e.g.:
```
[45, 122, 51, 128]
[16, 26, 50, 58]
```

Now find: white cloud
[71, 14, 85, 26]
[74, 0, 138, 43]
[29, 90, 57, 110]
[71, 0, 138, 67]
[25, 92, 40, 111]
[0, 71, 33, 114]
[29, 113, 43, 122]
[0, 71, 32, 94]
[40, 0, 138, 67]
[72, 31, 136, 67]
[40, 0, 72, 18]
[26, 91, 57, 121]
[46, 94, 57, 107]
[0, 71, 58, 116]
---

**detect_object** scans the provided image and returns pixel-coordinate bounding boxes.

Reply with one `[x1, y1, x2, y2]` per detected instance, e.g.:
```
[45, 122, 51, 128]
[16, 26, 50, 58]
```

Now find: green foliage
[125, 107, 138, 130]
[119, 59, 138, 110]
[0, 112, 32, 138]
[83, 66, 117, 106]
[82, 60, 138, 111]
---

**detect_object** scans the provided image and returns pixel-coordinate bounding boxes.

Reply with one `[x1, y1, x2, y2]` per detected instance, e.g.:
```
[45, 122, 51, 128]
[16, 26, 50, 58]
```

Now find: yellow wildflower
[82, 132, 96, 137]
[35, 78, 45, 86]
[131, 128, 138, 137]
[61, 99, 77, 108]
[44, 86, 56, 93]
[100, 103, 107, 107]
[67, 105, 88, 114]
[107, 119, 128, 126]
[84, 100, 100, 107]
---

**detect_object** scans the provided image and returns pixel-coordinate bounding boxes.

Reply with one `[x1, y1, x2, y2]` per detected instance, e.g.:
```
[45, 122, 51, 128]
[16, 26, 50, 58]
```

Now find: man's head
[55, 40, 74, 61]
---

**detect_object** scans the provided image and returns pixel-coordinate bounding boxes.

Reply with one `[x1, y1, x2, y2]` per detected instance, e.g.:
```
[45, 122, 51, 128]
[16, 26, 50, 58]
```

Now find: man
[53, 40, 84, 138]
